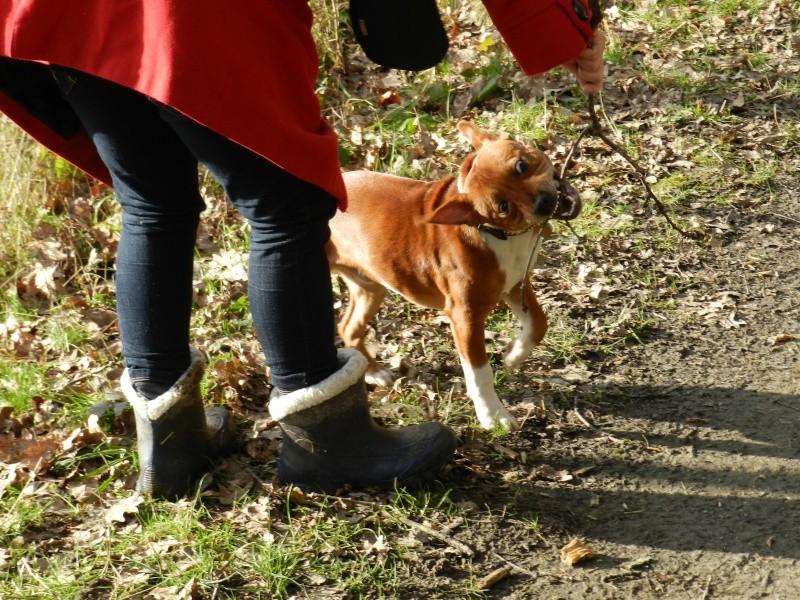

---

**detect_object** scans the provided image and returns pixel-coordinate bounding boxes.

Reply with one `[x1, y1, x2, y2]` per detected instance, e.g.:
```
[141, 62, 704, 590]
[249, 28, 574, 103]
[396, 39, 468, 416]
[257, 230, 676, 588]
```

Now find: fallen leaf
[538, 465, 574, 482]
[61, 414, 106, 452]
[560, 538, 596, 566]
[244, 438, 279, 462]
[176, 577, 201, 600]
[0, 462, 22, 499]
[0, 431, 60, 470]
[378, 91, 402, 107]
[768, 334, 798, 345]
[104, 494, 144, 525]
[362, 533, 390, 557]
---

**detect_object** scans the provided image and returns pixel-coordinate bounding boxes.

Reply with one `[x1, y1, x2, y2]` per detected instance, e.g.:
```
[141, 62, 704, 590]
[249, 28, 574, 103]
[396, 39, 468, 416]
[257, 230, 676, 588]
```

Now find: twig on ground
[774, 400, 800, 412]
[768, 212, 800, 225]
[573, 401, 625, 444]
[387, 511, 475, 557]
[492, 551, 566, 580]
[699, 575, 713, 600]
[477, 566, 513, 589]
[490, 552, 540, 578]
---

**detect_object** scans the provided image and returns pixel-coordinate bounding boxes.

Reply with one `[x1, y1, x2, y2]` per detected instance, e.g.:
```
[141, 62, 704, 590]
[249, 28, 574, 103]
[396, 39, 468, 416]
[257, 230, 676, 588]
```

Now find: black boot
[269, 349, 457, 494]
[122, 348, 237, 499]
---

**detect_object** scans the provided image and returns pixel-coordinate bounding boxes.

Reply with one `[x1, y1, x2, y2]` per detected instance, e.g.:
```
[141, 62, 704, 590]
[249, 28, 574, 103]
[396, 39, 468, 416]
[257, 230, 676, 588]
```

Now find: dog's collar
[477, 223, 536, 241]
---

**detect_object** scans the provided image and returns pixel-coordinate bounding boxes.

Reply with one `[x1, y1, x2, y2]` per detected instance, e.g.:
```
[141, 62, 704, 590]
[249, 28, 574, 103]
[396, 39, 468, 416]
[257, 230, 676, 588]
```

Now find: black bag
[349, 0, 448, 71]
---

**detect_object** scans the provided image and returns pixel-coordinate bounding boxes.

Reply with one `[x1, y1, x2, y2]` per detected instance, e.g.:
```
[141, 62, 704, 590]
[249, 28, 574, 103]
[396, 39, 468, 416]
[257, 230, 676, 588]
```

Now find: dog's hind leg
[334, 267, 394, 387]
[502, 279, 547, 368]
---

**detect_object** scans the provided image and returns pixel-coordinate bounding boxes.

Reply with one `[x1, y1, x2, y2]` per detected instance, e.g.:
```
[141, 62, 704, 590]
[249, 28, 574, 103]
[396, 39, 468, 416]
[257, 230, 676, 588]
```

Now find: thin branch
[477, 566, 513, 589]
[573, 400, 625, 444]
[565, 93, 703, 241]
[774, 400, 800, 413]
[490, 552, 540, 578]
[387, 510, 475, 557]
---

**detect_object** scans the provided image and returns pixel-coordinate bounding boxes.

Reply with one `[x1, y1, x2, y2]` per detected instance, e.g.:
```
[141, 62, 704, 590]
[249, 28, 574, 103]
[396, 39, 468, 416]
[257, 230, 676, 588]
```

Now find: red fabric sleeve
[482, 0, 595, 76]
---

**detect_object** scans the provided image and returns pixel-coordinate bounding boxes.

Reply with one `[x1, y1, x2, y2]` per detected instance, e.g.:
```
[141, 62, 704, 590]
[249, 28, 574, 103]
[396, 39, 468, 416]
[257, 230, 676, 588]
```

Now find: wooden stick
[563, 94, 703, 241]
[477, 566, 513, 590]
[387, 511, 475, 557]
[573, 401, 625, 444]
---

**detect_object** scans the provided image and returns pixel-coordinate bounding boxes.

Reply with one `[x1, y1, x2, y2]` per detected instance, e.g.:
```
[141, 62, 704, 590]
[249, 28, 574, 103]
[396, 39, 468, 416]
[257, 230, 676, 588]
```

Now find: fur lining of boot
[121, 347, 205, 420]
[268, 348, 368, 421]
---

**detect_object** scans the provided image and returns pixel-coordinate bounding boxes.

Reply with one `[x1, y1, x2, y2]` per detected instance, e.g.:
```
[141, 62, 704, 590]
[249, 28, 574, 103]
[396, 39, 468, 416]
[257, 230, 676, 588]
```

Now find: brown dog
[327, 120, 581, 430]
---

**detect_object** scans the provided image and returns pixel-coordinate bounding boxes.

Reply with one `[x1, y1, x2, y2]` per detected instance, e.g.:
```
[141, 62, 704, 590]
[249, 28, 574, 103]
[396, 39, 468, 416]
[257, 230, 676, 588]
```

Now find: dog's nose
[533, 192, 558, 217]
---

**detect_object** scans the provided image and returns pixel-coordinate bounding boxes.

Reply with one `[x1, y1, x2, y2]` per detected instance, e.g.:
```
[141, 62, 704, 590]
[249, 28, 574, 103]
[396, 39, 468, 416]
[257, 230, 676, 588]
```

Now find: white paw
[477, 406, 520, 431]
[365, 367, 394, 388]
[504, 338, 532, 368]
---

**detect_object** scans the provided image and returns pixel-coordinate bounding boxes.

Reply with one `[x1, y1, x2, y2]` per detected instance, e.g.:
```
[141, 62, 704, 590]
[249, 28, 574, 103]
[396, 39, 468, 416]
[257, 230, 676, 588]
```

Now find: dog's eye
[514, 160, 528, 175]
[498, 200, 510, 215]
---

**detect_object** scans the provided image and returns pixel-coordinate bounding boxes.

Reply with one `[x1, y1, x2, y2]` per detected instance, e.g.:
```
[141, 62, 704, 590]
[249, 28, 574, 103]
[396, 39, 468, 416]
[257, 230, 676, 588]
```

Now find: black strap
[478, 225, 509, 241]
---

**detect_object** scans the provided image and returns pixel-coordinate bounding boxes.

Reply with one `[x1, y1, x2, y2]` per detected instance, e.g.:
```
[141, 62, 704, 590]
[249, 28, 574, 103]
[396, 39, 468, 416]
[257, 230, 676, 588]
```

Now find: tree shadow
[451, 384, 800, 560]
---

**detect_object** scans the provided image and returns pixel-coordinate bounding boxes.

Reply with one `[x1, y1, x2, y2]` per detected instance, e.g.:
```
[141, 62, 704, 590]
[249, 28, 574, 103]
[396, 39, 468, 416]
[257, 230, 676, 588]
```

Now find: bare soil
[421, 186, 800, 599]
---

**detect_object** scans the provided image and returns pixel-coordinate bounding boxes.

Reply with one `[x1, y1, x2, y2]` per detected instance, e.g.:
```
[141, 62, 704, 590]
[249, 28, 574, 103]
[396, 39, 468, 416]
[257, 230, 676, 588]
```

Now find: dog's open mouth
[553, 175, 582, 221]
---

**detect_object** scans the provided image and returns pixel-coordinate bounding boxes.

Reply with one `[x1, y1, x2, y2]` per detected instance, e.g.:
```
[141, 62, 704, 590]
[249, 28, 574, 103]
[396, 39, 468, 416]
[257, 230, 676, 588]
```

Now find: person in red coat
[0, 1, 605, 499]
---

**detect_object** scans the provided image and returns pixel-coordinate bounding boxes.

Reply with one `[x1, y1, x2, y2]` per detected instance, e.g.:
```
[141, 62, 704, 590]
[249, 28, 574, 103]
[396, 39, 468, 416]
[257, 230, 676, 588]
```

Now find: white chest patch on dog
[480, 230, 538, 293]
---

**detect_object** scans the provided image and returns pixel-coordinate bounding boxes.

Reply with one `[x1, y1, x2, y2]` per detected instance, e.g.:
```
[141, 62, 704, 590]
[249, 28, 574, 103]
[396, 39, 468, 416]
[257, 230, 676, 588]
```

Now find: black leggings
[51, 66, 339, 392]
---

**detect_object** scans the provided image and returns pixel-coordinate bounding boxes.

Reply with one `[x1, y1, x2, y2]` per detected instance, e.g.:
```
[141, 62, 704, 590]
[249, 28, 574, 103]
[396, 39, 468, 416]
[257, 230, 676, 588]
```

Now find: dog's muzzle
[553, 174, 582, 221]
[534, 192, 558, 218]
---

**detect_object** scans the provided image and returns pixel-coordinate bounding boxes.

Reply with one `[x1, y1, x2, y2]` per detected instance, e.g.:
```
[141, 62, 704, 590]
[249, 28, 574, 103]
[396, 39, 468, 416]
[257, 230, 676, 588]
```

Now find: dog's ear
[427, 197, 482, 226]
[457, 120, 503, 150]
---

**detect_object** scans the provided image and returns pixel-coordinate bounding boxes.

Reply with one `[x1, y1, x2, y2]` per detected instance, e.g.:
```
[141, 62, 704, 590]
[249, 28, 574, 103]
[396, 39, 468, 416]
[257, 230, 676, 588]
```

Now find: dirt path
[569, 194, 800, 599]
[440, 183, 800, 599]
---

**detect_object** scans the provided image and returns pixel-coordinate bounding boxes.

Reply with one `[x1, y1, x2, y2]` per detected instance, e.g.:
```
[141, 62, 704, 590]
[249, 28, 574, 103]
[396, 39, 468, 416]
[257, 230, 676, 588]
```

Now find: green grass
[43, 308, 94, 353]
[0, 486, 52, 546]
[0, 359, 47, 413]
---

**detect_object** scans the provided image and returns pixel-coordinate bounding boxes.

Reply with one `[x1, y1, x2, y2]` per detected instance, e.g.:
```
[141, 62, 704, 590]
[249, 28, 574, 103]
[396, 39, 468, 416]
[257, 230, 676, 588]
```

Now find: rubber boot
[269, 349, 458, 493]
[121, 348, 237, 499]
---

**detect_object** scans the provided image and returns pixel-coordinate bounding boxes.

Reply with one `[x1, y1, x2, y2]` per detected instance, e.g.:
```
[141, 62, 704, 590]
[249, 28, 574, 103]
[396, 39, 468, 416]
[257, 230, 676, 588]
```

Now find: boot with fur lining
[270, 348, 457, 494]
[122, 348, 237, 499]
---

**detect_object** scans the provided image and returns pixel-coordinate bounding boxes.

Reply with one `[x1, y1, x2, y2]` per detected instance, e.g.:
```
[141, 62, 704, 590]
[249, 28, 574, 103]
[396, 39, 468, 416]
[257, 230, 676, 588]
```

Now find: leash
[514, 162, 571, 313]
[476, 221, 548, 313]
[518, 218, 553, 314]
[475, 219, 551, 314]
[475, 208, 552, 313]
[519, 226, 547, 313]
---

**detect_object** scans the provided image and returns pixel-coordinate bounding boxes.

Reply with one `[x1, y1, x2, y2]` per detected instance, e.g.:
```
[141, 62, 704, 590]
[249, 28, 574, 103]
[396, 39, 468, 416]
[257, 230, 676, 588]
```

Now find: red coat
[0, 0, 594, 208]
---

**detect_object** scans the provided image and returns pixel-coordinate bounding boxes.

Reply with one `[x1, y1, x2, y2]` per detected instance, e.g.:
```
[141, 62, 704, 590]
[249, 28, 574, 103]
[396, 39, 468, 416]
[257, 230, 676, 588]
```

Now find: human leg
[50, 67, 201, 389]
[156, 104, 340, 392]
[50, 67, 235, 498]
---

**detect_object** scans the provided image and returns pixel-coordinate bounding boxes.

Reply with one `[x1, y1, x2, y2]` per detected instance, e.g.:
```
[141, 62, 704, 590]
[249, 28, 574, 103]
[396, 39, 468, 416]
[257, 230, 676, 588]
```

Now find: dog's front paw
[477, 407, 520, 431]
[365, 366, 395, 388]
[504, 338, 533, 368]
